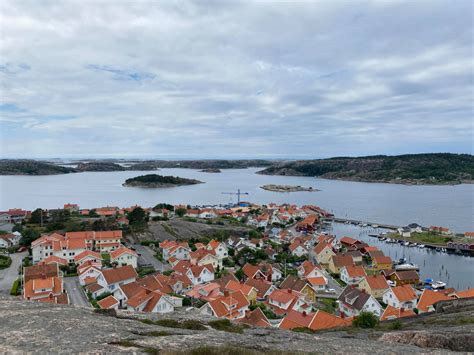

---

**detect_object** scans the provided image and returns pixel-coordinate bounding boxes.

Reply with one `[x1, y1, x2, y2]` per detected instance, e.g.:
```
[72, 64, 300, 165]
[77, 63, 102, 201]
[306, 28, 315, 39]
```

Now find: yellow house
[357, 275, 390, 299]
[327, 255, 354, 275]
[196, 253, 222, 269]
[313, 242, 335, 266]
[279, 275, 316, 303]
[225, 280, 258, 304]
[372, 255, 393, 271]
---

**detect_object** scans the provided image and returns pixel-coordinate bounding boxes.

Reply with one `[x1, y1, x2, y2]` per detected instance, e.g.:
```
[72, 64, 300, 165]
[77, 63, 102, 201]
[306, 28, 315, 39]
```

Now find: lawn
[101, 253, 110, 260]
[389, 232, 452, 246]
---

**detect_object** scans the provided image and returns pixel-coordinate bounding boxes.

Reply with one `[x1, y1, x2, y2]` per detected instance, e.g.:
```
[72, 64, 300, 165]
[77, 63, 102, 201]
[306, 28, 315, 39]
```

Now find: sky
[0, 0, 472, 159]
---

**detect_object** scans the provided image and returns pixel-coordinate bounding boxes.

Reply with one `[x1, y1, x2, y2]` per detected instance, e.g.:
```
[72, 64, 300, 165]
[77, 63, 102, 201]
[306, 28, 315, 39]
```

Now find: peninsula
[257, 153, 474, 185]
[123, 174, 203, 188]
[260, 184, 319, 192]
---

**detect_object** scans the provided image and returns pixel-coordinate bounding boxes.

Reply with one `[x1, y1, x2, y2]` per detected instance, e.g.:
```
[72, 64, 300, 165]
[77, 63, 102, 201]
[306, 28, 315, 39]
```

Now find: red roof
[97, 295, 119, 309]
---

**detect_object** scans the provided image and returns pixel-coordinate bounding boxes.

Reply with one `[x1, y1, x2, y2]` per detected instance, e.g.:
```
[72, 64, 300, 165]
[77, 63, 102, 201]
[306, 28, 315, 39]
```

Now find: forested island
[257, 153, 474, 185]
[0, 160, 75, 175]
[200, 168, 221, 173]
[123, 174, 203, 188]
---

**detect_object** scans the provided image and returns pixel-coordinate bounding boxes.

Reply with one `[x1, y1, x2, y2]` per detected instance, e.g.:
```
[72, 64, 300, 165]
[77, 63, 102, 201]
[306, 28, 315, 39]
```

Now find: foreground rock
[2, 296, 473, 353]
[260, 184, 319, 192]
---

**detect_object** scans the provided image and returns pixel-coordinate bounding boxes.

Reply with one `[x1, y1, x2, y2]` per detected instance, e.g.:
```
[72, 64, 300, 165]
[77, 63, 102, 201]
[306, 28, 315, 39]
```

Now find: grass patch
[388, 232, 452, 246]
[101, 253, 110, 260]
[10, 278, 20, 296]
[208, 319, 248, 333]
[144, 318, 207, 330]
[318, 298, 337, 313]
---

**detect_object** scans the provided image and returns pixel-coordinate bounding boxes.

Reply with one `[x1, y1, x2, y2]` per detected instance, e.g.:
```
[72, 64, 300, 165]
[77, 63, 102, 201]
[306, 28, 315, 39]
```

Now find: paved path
[63, 277, 90, 307]
[319, 268, 344, 296]
[133, 244, 170, 272]
[0, 251, 27, 294]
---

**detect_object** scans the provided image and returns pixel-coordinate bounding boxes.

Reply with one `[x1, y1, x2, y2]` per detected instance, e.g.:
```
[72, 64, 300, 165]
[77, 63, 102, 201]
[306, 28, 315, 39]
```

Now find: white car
[326, 288, 336, 293]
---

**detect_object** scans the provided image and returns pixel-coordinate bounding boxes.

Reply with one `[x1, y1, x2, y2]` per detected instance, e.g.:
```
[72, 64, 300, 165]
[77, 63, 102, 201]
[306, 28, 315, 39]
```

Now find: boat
[398, 257, 407, 264]
[368, 234, 379, 238]
[395, 263, 419, 271]
[372, 224, 379, 228]
[403, 242, 410, 246]
[418, 244, 425, 248]
[431, 281, 447, 290]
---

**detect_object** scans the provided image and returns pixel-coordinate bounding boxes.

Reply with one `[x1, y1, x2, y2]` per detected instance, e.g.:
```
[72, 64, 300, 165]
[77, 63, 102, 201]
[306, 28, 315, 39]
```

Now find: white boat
[431, 281, 447, 289]
[418, 244, 425, 248]
[395, 263, 419, 271]
[403, 242, 410, 246]
[372, 224, 379, 228]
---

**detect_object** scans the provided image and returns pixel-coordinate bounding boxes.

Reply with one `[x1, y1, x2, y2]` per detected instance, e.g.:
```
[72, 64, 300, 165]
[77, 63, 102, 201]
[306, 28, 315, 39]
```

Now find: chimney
[340, 312, 345, 319]
[400, 307, 405, 312]
[287, 289, 292, 294]
[41, 273, 46, 280]
[223, 290, 229, 297]
[302, 311, 307, 317]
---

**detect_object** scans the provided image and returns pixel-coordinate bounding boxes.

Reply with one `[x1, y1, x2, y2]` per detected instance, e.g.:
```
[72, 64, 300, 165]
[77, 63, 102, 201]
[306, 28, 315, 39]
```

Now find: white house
[96, 265, 138, 295]
[383, 285, 418, 310]
[338, 286, 383, 317]
[340, 265, 367, 286]
[186, 265, 215, 285]
[207, 240, 228, 260]
[110, 247, 138, 268]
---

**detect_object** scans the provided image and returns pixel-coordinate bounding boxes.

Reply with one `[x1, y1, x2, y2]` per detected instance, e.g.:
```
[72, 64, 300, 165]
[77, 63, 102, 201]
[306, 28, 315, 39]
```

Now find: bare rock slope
[1, 296, 473, 353]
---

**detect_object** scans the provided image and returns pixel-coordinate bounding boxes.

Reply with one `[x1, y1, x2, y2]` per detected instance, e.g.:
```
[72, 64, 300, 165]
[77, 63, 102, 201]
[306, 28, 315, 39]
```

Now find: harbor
[324, 222, 474, 291]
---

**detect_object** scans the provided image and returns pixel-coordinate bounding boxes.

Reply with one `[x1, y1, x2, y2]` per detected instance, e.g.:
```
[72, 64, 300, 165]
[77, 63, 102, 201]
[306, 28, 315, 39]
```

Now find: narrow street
[63, 277, 90, 307]
[133, 244, 170, 272]
[0, 251, 27, 294]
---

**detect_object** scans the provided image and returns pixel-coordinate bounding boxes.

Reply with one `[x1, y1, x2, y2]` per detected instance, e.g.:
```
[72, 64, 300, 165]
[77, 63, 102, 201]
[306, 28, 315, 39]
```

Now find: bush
[154, 319, 207, 330]
[208, 319, 248, 333]
[10, 278, 20, 296]
[388, 320, 403, 330]
[352, 312, 379, 329]
[0, 255, 12, 269]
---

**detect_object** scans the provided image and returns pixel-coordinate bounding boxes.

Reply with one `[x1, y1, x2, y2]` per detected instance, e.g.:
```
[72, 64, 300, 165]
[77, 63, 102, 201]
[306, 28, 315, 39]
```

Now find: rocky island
[260, 184, 319, 192]
[200, 168, 221, 173]
[123, 174, 203, 188]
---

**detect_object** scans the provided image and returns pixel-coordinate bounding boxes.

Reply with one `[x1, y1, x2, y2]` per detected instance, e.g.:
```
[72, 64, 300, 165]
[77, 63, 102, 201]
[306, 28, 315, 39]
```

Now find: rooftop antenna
[221, 189, 249, 205]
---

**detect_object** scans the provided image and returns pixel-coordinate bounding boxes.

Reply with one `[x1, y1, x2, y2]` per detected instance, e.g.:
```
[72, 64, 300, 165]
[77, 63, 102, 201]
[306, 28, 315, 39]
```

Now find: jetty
[327, 217, 401, 230]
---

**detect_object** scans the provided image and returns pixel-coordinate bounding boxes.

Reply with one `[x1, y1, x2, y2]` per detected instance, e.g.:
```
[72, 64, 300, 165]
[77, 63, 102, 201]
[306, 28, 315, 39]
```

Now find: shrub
[10, 278, 20, 296]
[154, 319, 207, 330]
[352, 312, 379, 329]
[0, 255, 12, 269]
[388, 320, 402, 330]
[208, 319, 247, 333]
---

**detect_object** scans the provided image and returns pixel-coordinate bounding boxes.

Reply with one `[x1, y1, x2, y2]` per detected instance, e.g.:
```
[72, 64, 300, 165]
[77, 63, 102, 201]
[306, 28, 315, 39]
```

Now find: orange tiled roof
[344, 265, 366, 278]
[308, 310, 352, 331]
[110, 246, 137, 259]
[102, 265, 137, 285]
[455, 288, 474, 299]
[391, 285, 417, 302]
[97, 295, 119, 309]
[380, 305, 416, 321]
[417, 289, 453, 312]
[364, 275, 389, 290]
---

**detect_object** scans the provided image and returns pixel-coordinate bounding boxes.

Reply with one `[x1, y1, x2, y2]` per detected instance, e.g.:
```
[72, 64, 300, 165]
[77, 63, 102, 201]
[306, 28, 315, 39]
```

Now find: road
[0, 251, 27, 294]
[318, 268, 344, 297]
[63, 277, 90, 307]
[132, 244, 170, 272]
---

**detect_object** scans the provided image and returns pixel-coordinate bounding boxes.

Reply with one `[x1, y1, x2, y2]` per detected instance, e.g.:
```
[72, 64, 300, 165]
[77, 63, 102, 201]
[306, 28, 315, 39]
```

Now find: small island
[123, 174, 204, 188]
[260, 184, 319, 192]
[200, 168, 221, 173]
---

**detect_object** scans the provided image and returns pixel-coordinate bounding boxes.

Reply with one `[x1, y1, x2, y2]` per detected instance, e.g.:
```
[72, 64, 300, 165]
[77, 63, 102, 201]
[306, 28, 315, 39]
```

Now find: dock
[326, 217, 401, 230]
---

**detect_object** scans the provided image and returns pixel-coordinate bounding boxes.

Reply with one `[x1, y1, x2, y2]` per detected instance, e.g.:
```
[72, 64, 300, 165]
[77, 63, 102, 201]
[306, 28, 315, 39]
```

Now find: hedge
[10, 278, 20, 296]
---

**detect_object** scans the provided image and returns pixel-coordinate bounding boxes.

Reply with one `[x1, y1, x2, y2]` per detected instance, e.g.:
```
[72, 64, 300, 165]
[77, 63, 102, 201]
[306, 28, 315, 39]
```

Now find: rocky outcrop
[0, 296, 429, 354]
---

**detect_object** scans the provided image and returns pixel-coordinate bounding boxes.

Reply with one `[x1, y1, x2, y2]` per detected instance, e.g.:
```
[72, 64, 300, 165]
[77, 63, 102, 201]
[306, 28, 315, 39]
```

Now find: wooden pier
[326, 217, 401, 230]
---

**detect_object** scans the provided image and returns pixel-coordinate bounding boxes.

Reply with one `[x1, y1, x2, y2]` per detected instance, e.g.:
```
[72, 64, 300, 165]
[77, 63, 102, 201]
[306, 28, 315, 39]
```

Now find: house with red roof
[200, 290, 250, 320]
[380, 305, 416, 321]
[74, 250, 102, 266]
[185, 264, 215, 285]
[267, 289, 310, 315]
[244, 278, 276, 301]
[416, 289, 453, 314]
[97, 295, 119, 310]
[383, 285, 418, 310]
[238, 307, 271, 328]
[206, 239, 228, 260]
[189, 248, 221, 269]
[340, 265, 367, 285]
[224, 280, 258, 304]
[160, 240, 191, 261]
[311, 242, 336, 266]
[279, 309, 351, 331]
[328, 254, 354, 275]
[186, 282, 222, 302]
[96, 265, 138, 296]
[110, 246, 138, 268]
[338, 286, 382, 318]
[357, 275, 390, 299]
[289, 239, 308, 257]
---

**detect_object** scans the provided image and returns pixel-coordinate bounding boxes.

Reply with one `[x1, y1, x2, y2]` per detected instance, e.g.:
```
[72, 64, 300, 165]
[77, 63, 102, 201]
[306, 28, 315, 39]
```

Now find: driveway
[0, 251, 27, 294]
[132, 244, 170, 272]
[63, 277, 90, 307]
[318, 268, 344, 297]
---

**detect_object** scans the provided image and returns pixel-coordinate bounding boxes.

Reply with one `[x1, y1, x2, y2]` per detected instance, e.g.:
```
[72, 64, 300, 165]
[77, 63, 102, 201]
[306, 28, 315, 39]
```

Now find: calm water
[0, 168, 472, 232]
[327, 223, 473, 290]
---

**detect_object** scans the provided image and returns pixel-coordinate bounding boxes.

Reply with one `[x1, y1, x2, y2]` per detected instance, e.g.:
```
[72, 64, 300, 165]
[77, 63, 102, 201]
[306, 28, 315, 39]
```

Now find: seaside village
[1, 202, 474, 332]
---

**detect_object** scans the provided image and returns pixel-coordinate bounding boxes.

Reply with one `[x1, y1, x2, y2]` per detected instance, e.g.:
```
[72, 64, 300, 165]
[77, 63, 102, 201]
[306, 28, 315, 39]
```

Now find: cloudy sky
[0, 0, 472, 159]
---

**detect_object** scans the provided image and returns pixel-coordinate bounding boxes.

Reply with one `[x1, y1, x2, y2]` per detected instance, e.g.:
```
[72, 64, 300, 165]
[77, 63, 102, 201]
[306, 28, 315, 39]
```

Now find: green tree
[30, 208, 45, 224]
[352, 312, 379, 329]
[175, 208, 187, 217]
[20, 228, 40, 246]
[235, 268, 244, 281]
[127, 207, 147, 224]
